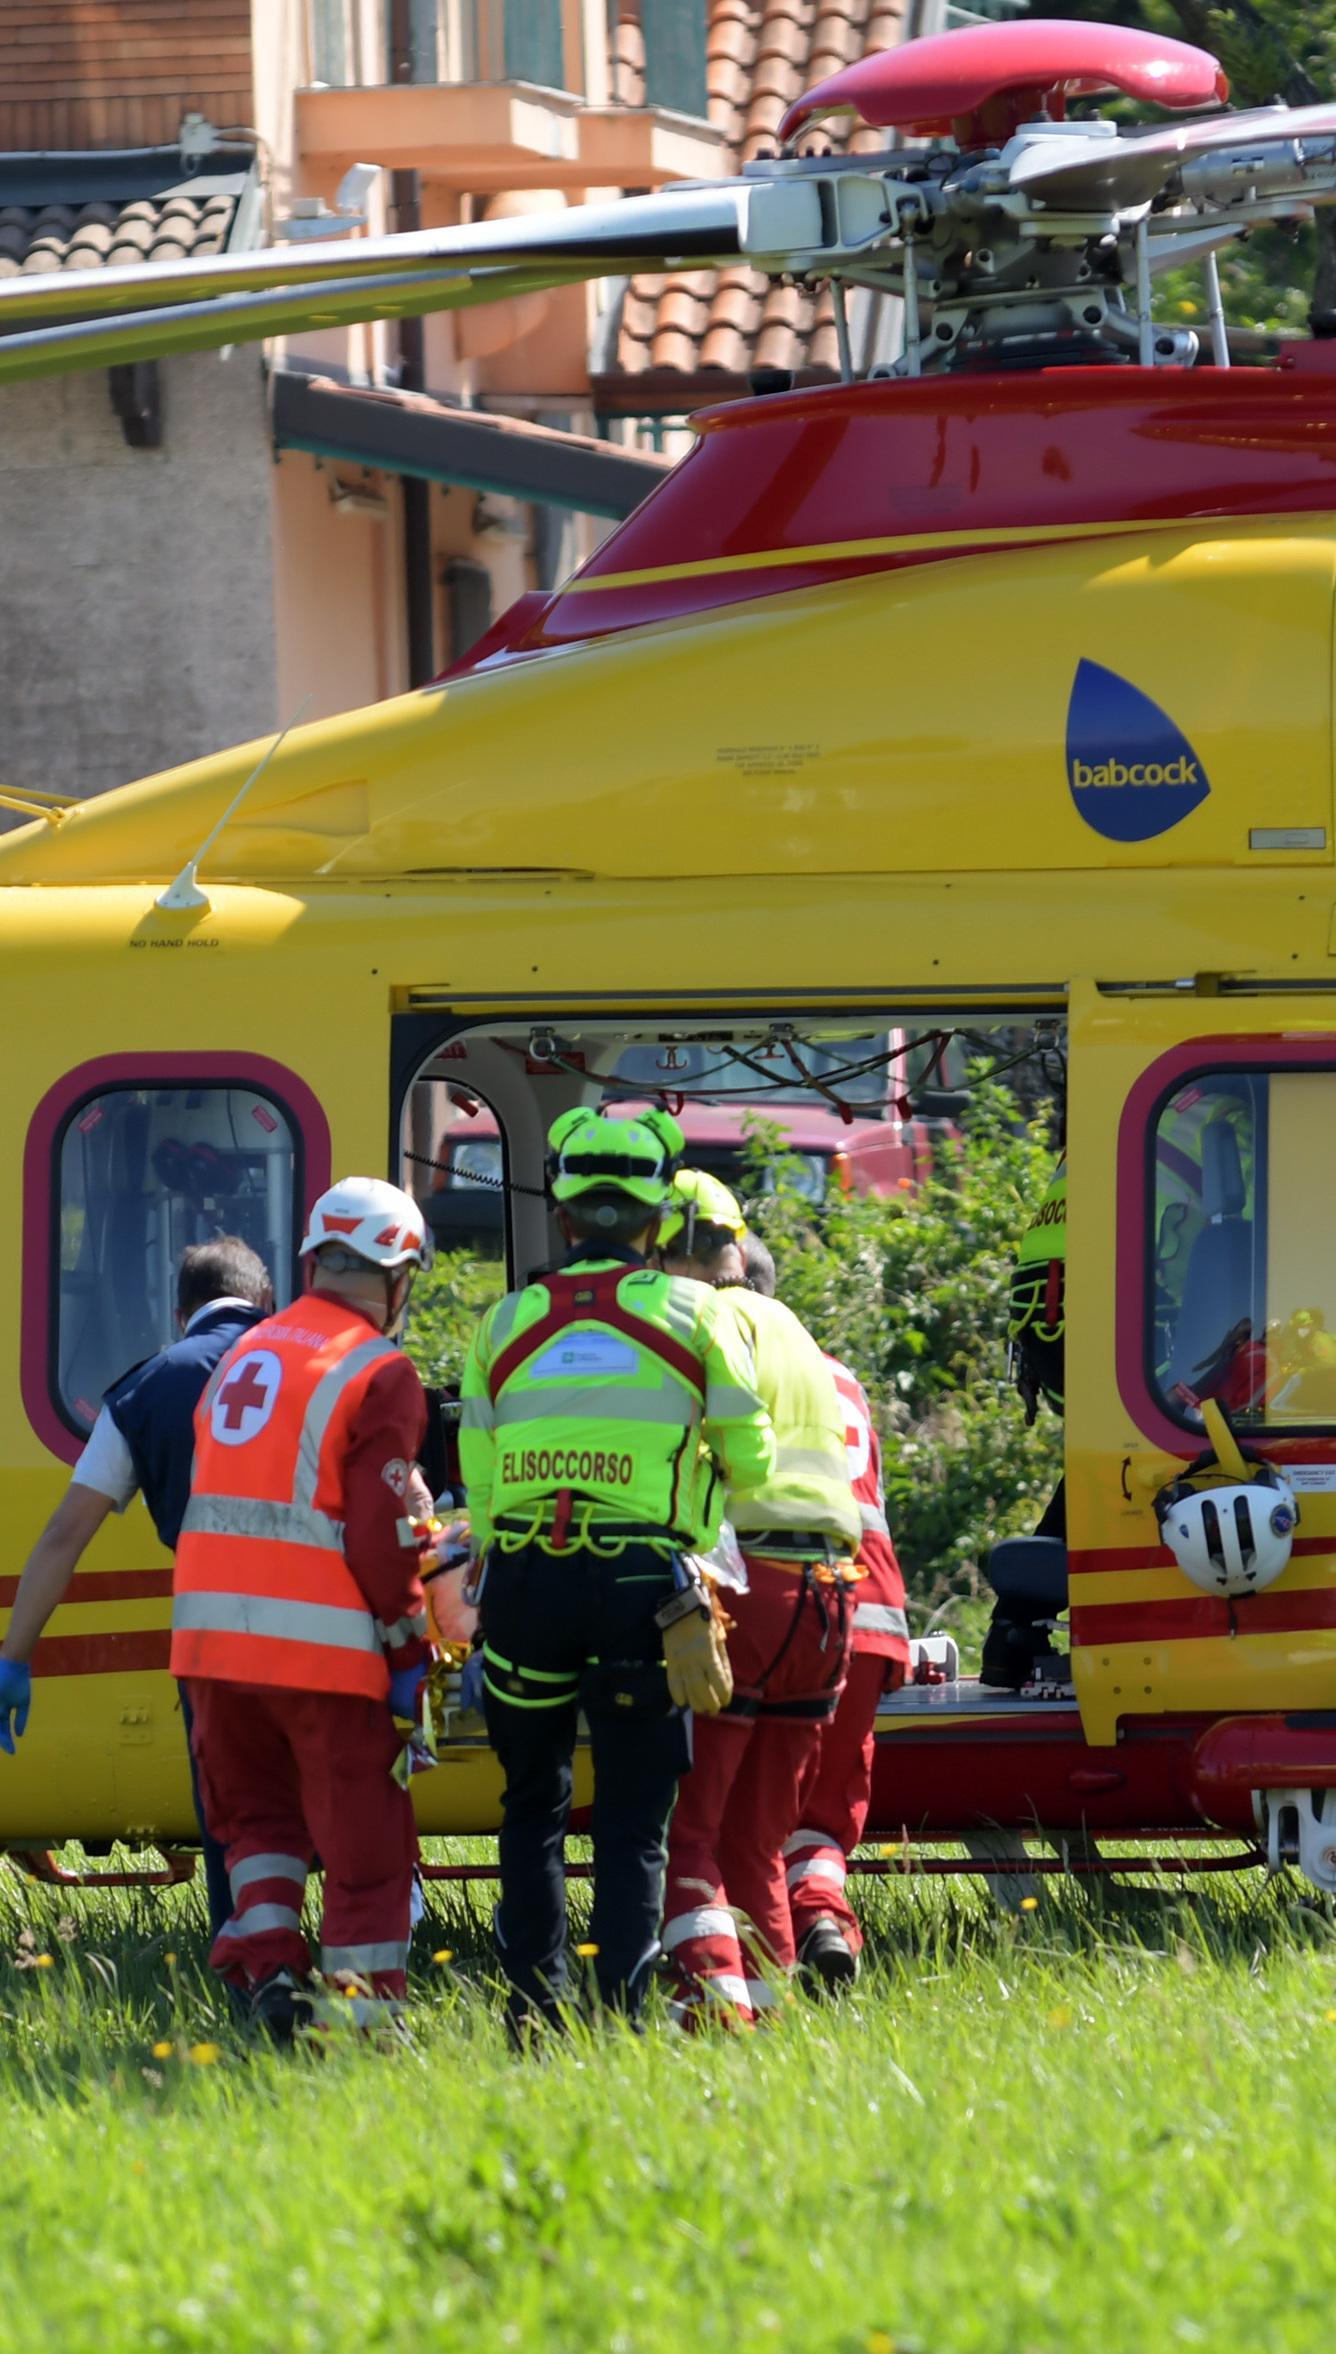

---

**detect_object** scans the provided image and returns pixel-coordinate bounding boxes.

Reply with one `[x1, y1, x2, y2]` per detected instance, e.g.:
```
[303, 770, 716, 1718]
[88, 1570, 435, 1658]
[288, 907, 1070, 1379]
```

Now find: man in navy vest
[0, 1238, 272, 1935]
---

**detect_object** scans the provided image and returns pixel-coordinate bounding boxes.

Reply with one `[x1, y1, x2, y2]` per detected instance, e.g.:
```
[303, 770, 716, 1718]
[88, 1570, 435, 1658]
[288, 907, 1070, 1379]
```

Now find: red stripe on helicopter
[0, 1568, 173, 1608]
[29, 1630, 171, 1677]
[1070, 1534, 1335, 1579]
[1074, 1584, 1336, 1645]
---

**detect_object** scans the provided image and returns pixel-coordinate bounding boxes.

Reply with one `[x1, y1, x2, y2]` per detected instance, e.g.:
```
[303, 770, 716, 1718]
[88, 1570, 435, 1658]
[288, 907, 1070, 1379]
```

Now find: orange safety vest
[171, 1291, 400, 1699]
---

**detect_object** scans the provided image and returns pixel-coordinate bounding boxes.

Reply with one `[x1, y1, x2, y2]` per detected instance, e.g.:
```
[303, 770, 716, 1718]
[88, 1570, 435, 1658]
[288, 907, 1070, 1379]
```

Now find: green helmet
[546, 1106, 684, 1208]
[657, 1167, 746, 1254]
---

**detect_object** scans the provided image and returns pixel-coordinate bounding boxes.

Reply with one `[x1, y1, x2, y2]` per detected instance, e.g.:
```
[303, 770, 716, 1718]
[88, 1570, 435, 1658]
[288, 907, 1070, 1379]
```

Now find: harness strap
[724, 1571, 849, 1719]
[487, 1268, 706, 1405]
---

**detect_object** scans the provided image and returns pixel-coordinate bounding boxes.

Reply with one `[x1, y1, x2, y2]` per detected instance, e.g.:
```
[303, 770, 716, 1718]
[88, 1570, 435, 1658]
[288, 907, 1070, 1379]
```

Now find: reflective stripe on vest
[486, 1267, 706, 1405]
[173, 1591, 383, 1656]
[493, 1379, 694, 1430]
[852, 1601, 909, 1640]
[173, 1301, 396, 1699]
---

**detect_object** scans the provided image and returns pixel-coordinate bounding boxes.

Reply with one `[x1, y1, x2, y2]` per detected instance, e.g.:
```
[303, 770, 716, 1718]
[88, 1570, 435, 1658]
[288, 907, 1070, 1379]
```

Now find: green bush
[404, 1247, 506, 1391]
[727, 1076, 1063, 1636]
[404, 1077, 1063, 1652]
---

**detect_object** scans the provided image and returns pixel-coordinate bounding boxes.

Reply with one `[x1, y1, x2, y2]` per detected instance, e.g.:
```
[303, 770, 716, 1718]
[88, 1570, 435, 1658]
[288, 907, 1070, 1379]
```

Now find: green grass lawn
[0, 1848, 1331, 2354]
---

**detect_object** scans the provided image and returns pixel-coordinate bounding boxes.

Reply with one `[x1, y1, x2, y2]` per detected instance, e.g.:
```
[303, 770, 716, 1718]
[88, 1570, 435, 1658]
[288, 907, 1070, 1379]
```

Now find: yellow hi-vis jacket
[716, 1289, 861, 1559]
[460, 1254, 775, 1554]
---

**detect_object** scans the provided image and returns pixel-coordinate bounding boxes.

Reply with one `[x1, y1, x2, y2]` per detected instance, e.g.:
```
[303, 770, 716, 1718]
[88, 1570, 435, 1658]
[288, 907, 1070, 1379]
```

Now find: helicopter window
[53, 1084, 300, 1437]
[1148, 1068, 1336, 1431]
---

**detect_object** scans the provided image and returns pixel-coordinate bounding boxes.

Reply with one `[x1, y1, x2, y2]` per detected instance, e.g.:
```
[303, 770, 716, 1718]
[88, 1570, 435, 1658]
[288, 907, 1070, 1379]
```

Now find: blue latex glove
[0, 1659, 31, 1754]
[389, 1663, 426, 1722]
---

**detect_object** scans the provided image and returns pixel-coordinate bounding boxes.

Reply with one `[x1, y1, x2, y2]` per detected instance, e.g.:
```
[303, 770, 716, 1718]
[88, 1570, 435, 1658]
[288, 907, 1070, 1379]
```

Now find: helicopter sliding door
[1067, 980, 1336, 1743]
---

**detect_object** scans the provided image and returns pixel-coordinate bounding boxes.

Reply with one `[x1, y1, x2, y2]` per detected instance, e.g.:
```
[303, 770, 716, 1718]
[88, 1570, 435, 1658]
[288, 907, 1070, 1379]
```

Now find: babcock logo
[1065, 659, 1210, 843]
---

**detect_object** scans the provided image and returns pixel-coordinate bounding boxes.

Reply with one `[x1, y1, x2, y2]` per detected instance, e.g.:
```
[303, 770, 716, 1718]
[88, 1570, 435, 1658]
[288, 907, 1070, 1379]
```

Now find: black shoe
[249, 1968, 316, 2045]
[798, 1918, 859, 1995]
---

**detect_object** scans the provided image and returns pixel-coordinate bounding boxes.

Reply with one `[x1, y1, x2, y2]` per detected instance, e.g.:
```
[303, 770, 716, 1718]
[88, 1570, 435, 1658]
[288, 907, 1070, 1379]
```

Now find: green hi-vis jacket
[716, 1289, 861, 1558]
[459, 1254, 776, 1554]
[1010, 1161, 1067, 1342]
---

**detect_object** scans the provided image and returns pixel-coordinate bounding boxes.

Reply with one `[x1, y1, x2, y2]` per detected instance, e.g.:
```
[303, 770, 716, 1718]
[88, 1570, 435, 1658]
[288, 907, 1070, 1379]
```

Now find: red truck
[422, 1033, 961, 1251]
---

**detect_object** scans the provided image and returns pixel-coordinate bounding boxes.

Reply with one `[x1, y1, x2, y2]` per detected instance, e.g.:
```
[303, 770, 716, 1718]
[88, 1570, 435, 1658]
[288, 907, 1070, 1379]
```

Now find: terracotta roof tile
[604, 0, 906, 399]
[0, 186, 242, 280]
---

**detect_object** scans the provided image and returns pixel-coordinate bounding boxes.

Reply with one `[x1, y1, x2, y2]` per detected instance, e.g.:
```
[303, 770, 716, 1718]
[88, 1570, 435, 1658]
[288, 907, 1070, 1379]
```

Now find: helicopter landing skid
[6, 1846, 199, 1889]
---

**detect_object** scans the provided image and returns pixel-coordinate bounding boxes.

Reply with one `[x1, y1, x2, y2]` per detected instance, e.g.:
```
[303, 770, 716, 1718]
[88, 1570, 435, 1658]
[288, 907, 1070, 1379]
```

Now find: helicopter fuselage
[2, 359, 1335, 1882]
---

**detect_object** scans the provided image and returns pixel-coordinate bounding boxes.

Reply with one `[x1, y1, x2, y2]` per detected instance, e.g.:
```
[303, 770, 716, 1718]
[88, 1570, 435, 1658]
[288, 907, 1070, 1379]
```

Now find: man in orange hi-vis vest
[172, 1176, 435, 2043]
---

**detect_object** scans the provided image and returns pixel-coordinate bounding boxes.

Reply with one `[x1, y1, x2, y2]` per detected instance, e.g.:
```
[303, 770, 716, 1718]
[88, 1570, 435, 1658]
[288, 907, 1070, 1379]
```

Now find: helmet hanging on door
[1154, 1457, 1298, 1598]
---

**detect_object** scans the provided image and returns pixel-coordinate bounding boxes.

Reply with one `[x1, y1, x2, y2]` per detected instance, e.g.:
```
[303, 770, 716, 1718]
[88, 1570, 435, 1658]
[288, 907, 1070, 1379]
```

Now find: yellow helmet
[657, 1167, 746, 1254]
[546, 1106, 683, 1208]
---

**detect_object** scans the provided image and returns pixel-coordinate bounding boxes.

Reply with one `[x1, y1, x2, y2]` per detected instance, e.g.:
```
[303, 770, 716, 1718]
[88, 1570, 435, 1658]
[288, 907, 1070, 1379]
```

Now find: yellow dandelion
[1047, 2004, 1073, 2030]
[131, 2160, 147, 2176]
[1177, 300, 1198, 316]
[431, 1949, 454, 1965]
[151, 2041, 173, 2059]
[164, 1951, 177, 1966]
[1019, 1896, 1039, 1913]
[867, 2334, 896, 2354]
[1326, 2008, 1336, 2023]
[575, 1942, 600, 1958]
[33, 1954, 53, 1969]
[187, 2043, 221, 2066]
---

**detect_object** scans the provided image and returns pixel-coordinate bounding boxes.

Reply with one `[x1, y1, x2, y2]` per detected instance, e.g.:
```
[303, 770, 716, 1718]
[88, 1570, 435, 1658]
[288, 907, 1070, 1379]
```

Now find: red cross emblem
[210, 1349, 282, 1447]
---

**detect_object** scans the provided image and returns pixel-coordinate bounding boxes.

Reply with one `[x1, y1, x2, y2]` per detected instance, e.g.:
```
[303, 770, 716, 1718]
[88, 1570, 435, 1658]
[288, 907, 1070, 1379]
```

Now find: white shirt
[70, 1297, 260, 1513]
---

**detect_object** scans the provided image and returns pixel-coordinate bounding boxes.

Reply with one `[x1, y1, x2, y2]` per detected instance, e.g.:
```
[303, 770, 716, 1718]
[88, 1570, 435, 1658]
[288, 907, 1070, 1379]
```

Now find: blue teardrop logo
[1065, 660, 1210, 842]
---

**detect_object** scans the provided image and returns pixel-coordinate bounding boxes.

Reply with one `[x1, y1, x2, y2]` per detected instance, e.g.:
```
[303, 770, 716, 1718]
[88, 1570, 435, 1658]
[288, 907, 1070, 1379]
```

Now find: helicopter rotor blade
[0, 263, 596, 387]
[0, 171, 905, 387]
[1007, 100, 1336, 212]
[0, 179, 802, 331]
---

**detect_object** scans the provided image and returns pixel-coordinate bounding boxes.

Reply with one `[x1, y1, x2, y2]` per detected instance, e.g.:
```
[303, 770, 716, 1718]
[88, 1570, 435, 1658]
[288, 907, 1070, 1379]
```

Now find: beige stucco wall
[0, 350, 279, 799]
[271, 444, 407, 716]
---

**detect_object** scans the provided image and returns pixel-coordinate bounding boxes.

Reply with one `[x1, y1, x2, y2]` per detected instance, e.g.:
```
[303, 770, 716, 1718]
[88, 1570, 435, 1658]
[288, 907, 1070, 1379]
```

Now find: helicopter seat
[1166, 1119, 1253, 1396]
[980, 1538, 1071, 1691]
[985, 1537, 1069, 1618]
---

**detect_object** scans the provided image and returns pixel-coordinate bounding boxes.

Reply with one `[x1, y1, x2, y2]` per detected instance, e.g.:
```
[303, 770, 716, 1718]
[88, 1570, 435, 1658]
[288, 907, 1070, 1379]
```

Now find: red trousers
[187, 1680, 417, 2000]
[782, 1649, 899, 1957]
[663, 1559, 850, 2026]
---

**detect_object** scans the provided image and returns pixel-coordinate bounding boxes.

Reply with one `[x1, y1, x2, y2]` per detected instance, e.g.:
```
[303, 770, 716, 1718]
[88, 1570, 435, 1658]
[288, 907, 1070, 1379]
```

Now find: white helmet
[300, 1176, 433, 1271]
[1154, 1462, 1298, 1599]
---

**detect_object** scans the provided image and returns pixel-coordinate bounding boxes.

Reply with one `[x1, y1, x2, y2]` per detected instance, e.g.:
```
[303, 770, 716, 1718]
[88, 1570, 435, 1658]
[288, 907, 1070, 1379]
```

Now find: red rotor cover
[778, 22, 1230, 145]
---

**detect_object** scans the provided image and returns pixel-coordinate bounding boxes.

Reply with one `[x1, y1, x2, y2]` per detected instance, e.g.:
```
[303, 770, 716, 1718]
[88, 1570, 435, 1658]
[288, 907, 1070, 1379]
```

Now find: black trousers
[479, 1540, 690, 2028]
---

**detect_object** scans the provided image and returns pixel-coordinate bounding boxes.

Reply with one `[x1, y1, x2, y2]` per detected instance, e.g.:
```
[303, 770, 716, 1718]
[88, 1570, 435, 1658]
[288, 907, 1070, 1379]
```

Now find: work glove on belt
[656, 1581, 733, 1715]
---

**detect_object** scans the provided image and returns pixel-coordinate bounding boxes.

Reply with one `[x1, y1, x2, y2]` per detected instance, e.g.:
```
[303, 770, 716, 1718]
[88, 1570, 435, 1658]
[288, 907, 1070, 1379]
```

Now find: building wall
[0, 351, 278, 798]
[271, 451, 540, 714]
[0, 1, 255, 151]
[271, 445, 407, 719]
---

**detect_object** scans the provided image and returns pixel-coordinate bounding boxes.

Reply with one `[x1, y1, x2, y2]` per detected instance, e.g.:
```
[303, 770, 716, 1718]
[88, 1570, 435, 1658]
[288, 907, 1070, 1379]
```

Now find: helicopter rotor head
[2, 21, 1336, 389]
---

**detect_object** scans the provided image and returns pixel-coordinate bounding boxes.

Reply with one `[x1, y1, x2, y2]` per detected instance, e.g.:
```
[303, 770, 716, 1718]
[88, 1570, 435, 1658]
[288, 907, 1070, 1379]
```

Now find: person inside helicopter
[980, 1157, 1068, 1692]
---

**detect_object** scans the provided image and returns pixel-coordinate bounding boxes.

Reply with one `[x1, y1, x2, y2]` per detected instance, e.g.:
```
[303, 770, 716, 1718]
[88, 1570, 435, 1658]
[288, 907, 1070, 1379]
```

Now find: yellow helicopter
[2, 19, 1336, 1897]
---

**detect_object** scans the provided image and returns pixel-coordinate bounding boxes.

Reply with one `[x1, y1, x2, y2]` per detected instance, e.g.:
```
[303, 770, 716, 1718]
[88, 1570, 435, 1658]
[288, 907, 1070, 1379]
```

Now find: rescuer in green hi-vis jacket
[981, 1156, 1067, 1690]
[459, 1107, 776, 2040]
